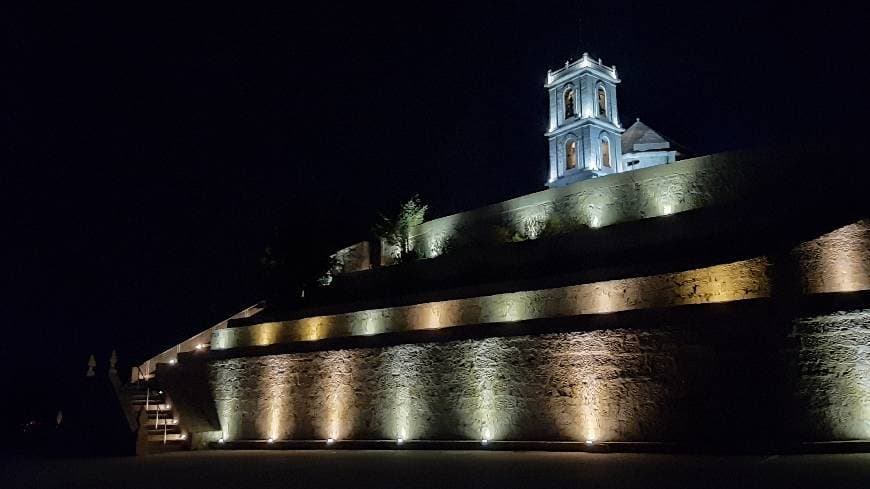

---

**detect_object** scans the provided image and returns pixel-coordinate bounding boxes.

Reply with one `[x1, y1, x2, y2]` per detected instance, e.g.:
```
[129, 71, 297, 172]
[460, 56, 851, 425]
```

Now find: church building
[545, 52, 684, 187]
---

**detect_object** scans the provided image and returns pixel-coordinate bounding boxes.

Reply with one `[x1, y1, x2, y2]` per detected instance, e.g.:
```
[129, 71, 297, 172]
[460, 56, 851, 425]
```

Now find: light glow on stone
[582, 391, 600, 442]
[321, 349, 357, 442]
[269, 407, 281, 445]
[211, 257, 774, 351]
[267, 437, 274, 443]
[590, 215, 601, 229]
[169, 359, 177, 365]
[794, 310, 870, 440]
[397, 438, 404, 445]
[468, 338, 510, 441]
[517, 210, 550, 240]
[388, 348, 415, 441]
[218, 437, 225, 444]
[258, 356, 293, 443]
[302, 317, 323, 342]
[215, 390, 238, 442]
[253, 323, 281, 346]
[794, 221, 870, 294]
[361, 312, 386, 336]
[327, 438, 335, 445]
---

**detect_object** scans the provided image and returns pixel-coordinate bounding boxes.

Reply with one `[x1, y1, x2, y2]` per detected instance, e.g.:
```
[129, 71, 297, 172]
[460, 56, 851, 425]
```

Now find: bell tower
[545, 52, 624, 187]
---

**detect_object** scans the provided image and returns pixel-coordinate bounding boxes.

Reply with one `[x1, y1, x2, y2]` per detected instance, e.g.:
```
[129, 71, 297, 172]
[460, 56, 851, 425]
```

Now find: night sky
[3, 2, 865, 421]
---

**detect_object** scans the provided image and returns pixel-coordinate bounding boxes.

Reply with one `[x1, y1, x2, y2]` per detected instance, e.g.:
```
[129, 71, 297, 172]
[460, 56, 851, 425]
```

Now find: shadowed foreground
[6, 450, 870, 489]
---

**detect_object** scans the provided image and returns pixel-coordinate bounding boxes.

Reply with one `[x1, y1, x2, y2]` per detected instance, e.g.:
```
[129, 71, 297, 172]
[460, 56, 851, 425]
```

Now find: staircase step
[144, 403, 172, 411]
[145, 411, 173, 419]
[128, 389, 163, 399]
[130, 399, 165, 406]
[146, 426, 182, 435]
[147, 433, 187, 442]
[145, 417, 178, 426]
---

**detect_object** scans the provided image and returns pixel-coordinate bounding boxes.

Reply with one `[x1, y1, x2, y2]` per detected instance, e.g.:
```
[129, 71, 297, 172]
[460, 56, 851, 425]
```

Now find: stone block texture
[213, 258, 771, 350]
[402, 149, 781, 261]
[789, 310, 870, 439]
[209, 309, 870, 443]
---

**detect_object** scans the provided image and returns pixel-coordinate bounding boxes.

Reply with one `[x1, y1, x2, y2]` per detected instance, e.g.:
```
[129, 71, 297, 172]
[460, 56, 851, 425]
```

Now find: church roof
[621, 119, 687, 156]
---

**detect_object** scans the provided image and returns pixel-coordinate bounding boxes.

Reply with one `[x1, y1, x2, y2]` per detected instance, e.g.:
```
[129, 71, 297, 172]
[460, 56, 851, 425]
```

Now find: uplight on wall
[590, 215, 601, 228]
[396, 438, 404, 445]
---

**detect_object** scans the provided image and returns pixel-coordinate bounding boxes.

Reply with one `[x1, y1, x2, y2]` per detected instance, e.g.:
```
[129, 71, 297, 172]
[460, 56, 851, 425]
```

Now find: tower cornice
[545, 53, 619, 88]
[545, 117, 624, 138]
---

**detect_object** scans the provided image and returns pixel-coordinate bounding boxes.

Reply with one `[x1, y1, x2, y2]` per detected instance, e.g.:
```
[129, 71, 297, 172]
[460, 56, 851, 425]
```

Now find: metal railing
[131, 302, 264, 382]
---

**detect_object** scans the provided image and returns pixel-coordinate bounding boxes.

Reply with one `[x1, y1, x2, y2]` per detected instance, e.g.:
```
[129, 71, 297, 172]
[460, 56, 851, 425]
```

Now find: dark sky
[2, 2, 865, 417]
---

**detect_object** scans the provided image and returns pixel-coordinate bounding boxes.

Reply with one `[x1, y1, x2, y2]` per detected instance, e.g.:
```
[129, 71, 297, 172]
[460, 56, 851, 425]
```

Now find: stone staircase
[125, 383, 188, 453]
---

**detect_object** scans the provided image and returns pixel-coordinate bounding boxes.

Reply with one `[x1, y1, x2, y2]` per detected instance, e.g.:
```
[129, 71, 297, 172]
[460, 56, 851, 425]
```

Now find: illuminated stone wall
[210, 328, 694, 442]
[213, 258, 771, 350]
[200, 220, 870, 444]
[391, 149, 781, 262]
[790, 310, 870, 440]
[792, 221, 870, 294]
[216, 220, 870, 351]
[332, 241, 371, 275]
[209, 309, 870, 443]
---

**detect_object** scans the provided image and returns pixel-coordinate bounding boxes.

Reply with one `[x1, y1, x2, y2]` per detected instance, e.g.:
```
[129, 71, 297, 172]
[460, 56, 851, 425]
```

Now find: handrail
[131, 302, 264, 382]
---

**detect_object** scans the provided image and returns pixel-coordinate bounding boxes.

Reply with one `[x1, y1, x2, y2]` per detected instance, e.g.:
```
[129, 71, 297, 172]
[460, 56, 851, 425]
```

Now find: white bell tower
[545, 52, 624, 187]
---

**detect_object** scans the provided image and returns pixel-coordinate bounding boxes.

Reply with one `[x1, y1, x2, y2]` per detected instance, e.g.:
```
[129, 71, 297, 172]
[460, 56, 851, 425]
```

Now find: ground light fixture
[326, 438, 335, 445]
[169, 359, 177, 365]
[218, 438, 225, 444]
[585, 439, 594, 445]
[481, 439, 489, 446]
[268, 438, 274, 444]
[396, 438, 404, 445]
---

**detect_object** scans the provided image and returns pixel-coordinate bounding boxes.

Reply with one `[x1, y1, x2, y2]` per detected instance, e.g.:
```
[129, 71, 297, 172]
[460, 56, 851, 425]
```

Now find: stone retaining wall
[197, 219, 869, 445]
[209, 308, 870, 443]
[213, 258, 771, 350]
[213, 220, 870, 351]
[384, 149, 791, 263]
